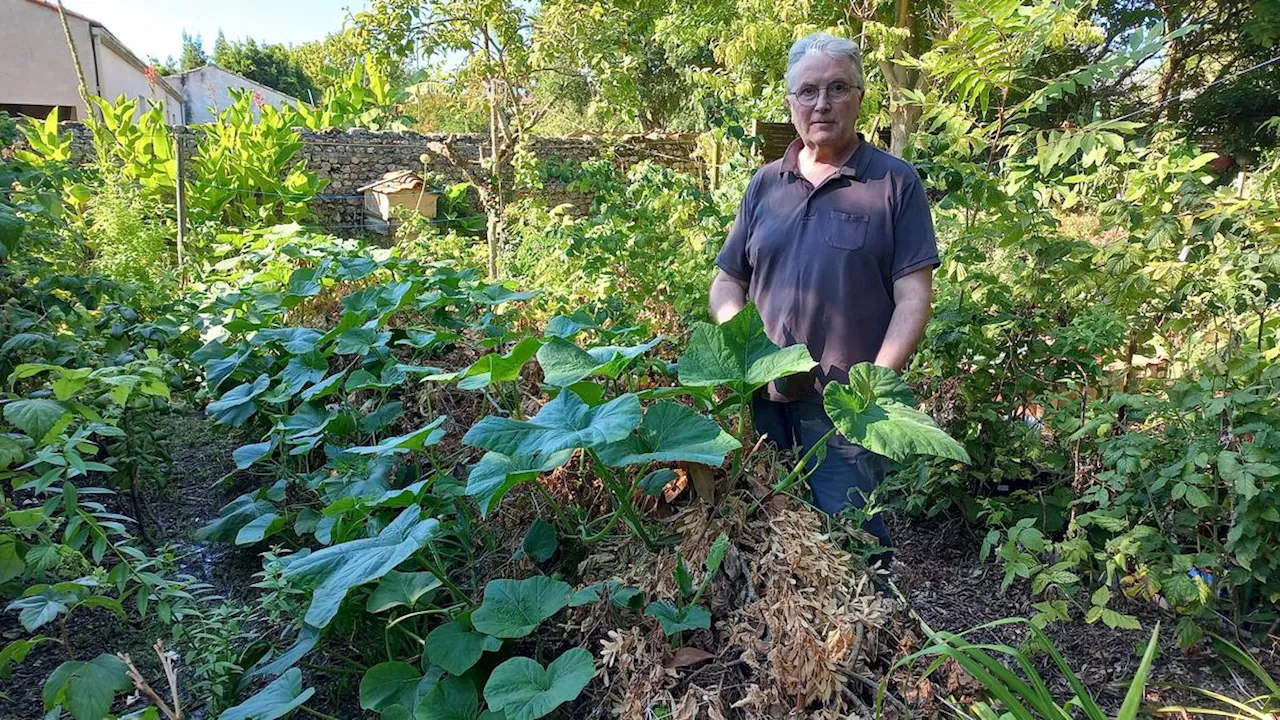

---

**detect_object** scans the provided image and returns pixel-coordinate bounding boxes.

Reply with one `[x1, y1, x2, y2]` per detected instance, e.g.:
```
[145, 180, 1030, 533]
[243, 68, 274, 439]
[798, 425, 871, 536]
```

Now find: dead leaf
[667, 647, 716, 669]
[685, 462, 717, 504]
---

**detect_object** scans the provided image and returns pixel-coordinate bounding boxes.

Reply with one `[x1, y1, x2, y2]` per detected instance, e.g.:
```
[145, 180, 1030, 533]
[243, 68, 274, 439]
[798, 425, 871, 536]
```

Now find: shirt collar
[780, 133, 871, 181]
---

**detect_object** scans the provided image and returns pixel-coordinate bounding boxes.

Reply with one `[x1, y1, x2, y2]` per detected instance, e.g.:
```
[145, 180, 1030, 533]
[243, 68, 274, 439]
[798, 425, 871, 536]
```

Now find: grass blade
[1117, 624, 1161, 720]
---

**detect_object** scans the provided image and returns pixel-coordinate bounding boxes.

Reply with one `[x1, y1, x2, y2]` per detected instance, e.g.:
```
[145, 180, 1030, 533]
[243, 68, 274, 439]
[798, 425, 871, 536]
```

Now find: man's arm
[874, 266, 933, 372]
[709, 270, 749, 324]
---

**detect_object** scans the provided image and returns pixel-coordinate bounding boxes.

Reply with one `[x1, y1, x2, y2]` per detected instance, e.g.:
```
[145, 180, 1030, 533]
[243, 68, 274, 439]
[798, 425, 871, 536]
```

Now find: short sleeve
[715, 172, 760, 282]
[891, 169, 941, 281]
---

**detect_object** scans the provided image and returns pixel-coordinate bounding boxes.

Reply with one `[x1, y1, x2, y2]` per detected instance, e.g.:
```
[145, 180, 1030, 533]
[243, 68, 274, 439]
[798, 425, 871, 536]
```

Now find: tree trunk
[890, 103, 921, 157]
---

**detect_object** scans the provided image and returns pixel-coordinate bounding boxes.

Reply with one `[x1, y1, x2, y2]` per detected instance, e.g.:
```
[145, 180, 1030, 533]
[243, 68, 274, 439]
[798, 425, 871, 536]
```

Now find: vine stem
[581, 507, 624, 544]
[746, 428, 836, 515]
[532, 480, 574, 529]
[588, 450, 656, 550]
[416, 552, 470, 607]
[298, 706, 341, 720]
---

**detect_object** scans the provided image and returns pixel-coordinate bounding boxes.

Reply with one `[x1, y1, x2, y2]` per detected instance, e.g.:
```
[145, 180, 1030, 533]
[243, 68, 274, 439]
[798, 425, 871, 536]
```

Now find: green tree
[213, 36, 318, 101]
[180, 31, 208, 70]
[353, 0, 568, 278]
[289, 28, 404, 96]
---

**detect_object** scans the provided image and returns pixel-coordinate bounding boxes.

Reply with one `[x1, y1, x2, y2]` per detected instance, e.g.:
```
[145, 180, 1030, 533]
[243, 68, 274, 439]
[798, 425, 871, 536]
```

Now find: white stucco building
[0, 0, 183, 123]
[167, 65, 302, 124]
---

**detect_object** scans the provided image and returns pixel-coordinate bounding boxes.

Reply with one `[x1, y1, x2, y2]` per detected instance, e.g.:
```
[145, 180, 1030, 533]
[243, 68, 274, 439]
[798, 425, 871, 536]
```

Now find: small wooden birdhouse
[357, 170, 440, 235]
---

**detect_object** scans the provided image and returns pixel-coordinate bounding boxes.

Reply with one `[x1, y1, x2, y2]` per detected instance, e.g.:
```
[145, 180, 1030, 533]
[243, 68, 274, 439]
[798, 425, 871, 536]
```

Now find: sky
[60, 0, 369, 64]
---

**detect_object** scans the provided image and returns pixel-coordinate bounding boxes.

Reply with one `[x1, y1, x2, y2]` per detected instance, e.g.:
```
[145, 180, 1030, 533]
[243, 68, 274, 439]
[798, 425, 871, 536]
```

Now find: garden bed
[888, 512, 1280, 715]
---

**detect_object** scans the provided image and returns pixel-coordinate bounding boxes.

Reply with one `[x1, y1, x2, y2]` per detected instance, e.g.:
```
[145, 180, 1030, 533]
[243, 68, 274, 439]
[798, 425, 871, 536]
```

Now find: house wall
[94, 34, 182, 124]
[172, 67, 300, 124]
[0, 0, 96, 119]
[0, 1, 180, 123]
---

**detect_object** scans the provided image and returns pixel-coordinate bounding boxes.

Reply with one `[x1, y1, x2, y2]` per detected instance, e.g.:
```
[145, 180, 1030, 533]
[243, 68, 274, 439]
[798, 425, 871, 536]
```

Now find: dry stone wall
[35, 123, 704, 231]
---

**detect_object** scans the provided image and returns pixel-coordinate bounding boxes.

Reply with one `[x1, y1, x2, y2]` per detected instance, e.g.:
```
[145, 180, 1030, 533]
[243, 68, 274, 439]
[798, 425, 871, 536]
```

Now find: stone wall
[35, 123, 704, 231]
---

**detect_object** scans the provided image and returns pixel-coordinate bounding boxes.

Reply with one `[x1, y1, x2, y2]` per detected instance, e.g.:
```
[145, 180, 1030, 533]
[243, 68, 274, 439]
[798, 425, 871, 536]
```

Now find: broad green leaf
[7, 587, 75, 631]
[247, 625, 322, 680]
[366, 571, 442, 613]
[521, 518, 558, 562]
[344, 417, 447, 456]
[299, 372, 346, 402]
[0, 537, 23, 584]
[483, 648, 594, 720]
[1, 636, 48, 680]
[0, 434, 27, 469]
[823, 363, 970, 464]
[463, 391, 641, 459]
[597, 402, 739, 467]
[361, 662, 424, 713]
[568, 580, 646, 610]
[415, 675, 482, 720]
[645, 601, 711, 635]
[471, 576, 572, 639]
[233, 439, 276, 470]
[637, 468, 678, 496]
[426, 621, 503, 676]
[208, 375, 271, 427]
[536, 336, 661, 386]
[235, 513, 284, 546]
[464, 450, 572, 517]
[4, 399, 70, 443]
[426, 337, 543, 390]
[279, 507, 440, 629]
[196, 494, 278, 543]
[676, 304, 816, 395]
[274, 353, 329, 397]
[42, 654, 131, 720]
[219, 668, 315, 720]
[361, 401, 406, 433]
[334, 327, 390, 356]
[255, 328, 324, 355]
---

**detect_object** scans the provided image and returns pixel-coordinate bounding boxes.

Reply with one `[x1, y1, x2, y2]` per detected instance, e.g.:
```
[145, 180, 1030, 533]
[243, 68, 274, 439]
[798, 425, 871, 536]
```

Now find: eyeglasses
[789, 81, 859, 107]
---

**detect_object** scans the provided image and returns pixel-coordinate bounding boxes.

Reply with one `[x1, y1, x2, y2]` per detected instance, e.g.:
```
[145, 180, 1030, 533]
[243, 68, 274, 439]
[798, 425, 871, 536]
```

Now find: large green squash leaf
[344, 416, 447, 456]
[360, 662, 438, 713]
[471, 576, 572, 639]
[254, 328, 324, 355]
[208, 374, 272, 427]
[426, 337, 543, 390]
[596, 401, 740, 467]
[416, 675, 494, 720]
[219, 668, 315, 720]
[536, 336, 662, 387]
[426, 621, 503, 676]
[465, 449, 574, 518]
[42, 654, 132, 720]
[645, 601, 712, 635]
[822, 363, 970, 463]
[483, 648, 594, 720]
[366, 571, 441, 613]
[196, 493, 278, 543]
[676, 303, 815, 396]
[280, 507, 440, 629]
[463, 391, 641, 459]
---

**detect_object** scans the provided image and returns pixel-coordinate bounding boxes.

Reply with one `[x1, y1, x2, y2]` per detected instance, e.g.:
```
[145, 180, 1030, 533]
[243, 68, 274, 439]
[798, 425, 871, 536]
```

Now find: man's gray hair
[785, 32, 864, 91]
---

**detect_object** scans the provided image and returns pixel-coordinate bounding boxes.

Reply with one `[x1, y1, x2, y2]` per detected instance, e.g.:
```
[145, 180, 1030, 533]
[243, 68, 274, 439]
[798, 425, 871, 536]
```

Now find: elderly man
[710, 32, 939, 562]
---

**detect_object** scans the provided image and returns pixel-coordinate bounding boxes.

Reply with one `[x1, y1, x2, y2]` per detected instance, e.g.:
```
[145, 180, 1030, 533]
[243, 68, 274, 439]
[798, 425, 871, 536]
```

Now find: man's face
[787, 54, 863, 149]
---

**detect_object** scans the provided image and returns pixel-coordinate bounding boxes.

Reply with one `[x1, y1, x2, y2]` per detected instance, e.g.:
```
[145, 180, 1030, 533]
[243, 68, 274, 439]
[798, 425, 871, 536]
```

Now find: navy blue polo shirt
[716, 135, 940, 401]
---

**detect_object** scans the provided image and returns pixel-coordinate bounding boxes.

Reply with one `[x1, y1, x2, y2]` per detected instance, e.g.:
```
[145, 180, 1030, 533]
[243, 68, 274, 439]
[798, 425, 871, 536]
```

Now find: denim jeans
[751, 393, 893, 554]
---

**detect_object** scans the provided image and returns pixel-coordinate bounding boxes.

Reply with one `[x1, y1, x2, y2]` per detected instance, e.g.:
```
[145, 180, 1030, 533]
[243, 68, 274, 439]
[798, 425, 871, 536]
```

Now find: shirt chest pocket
[825, 210, 870, 251]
